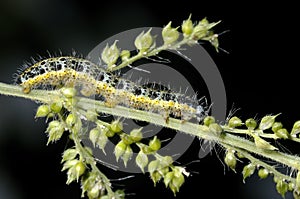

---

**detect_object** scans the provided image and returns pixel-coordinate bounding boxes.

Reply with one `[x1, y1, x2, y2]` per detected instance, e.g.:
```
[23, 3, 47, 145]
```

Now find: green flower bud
[130, 128, 143, 142]
[134, 29, 153, 52]
[160, 156, 173, 168]
[291, 120, 300, 137]
[159, 166, 170, 176]
[89, 128, 100, 147]
[276, 180, 288, 198]
[110, 120, 123, 133]
[75, 161, 86, 181]
[242, 163, 256, 182]
[105, 129, 115, 137]
[224, 150, 236, 171]
[209, 123, 223, 135]
[66, 113, 77, 127]
[114, 190, 125, 199]
[136, 151, 148, 173]
[203, 116, 215, 126]
[62, 159, 79, 171]
[114, 140, 127, 162]
[85, 110, 98, 121]
[61, 87, 77, 98]
[228, 116, 242, 128]
[121, 134, 134, 145]
[101, 41, 120, 67]
[148, 160, 160, 173]
[253, 134, 278, 150]
[289, 182, 295, 191]
[258, 168, 269, 179]
[50, 101, 63, 113]
[149, 136, 161, 151]
[35, 105, 50, 118]
[275, 128, 289, 139]
[162, 22, 179, 45]
[150, 171, 162, 186]
[164, 171, 174, 188]
[120, 50, 130, 61]
[272, 122, 283, 133]
[46, 120, 64, 144]
[89, 127, 108, 152]
[48, 120, 61, 129]
[172, 172, 185, 192]
[122, 145, 133, 167]
[182, 14, 193, 36]
[88, 186, 100, 199]
[245, 118, 257, 130]
[62, 148, 78, 163]
[259, 114, 280, 130]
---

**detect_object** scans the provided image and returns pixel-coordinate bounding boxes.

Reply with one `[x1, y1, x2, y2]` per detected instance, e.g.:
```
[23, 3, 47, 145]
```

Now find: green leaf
[259, 114, 280, 130]
[253, 134, 278, 150]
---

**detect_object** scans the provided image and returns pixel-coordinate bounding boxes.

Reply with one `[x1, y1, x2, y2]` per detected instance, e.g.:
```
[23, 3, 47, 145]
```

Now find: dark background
[0, 0, 299, 199]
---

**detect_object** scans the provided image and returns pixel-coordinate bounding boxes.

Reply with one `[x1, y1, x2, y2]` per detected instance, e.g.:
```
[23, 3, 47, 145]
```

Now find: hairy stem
[1, 82, 300, 172]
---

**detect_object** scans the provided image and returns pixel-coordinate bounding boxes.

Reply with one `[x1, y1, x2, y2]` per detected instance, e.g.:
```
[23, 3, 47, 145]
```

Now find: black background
[0, 0, 299, 199]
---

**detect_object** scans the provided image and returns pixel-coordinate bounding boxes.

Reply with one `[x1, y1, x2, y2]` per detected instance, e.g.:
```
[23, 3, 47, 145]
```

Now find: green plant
[0, 15, 300, 198]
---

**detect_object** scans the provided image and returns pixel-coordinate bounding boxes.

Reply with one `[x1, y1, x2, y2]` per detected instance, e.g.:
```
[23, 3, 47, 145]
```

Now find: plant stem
[109, 38, 193, 72]
[1, 82, 300, 172]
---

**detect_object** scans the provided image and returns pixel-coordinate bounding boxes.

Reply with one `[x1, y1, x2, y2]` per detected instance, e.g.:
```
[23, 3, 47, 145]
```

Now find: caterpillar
[16, 56, 208, 122]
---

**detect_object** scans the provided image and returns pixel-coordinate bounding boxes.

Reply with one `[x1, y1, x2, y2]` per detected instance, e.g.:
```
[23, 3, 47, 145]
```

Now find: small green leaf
[242, 163, 256, 182]
[136, 151, 148, 173]
[253, 134, 278, 150]
[259, 114, 280, 130]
